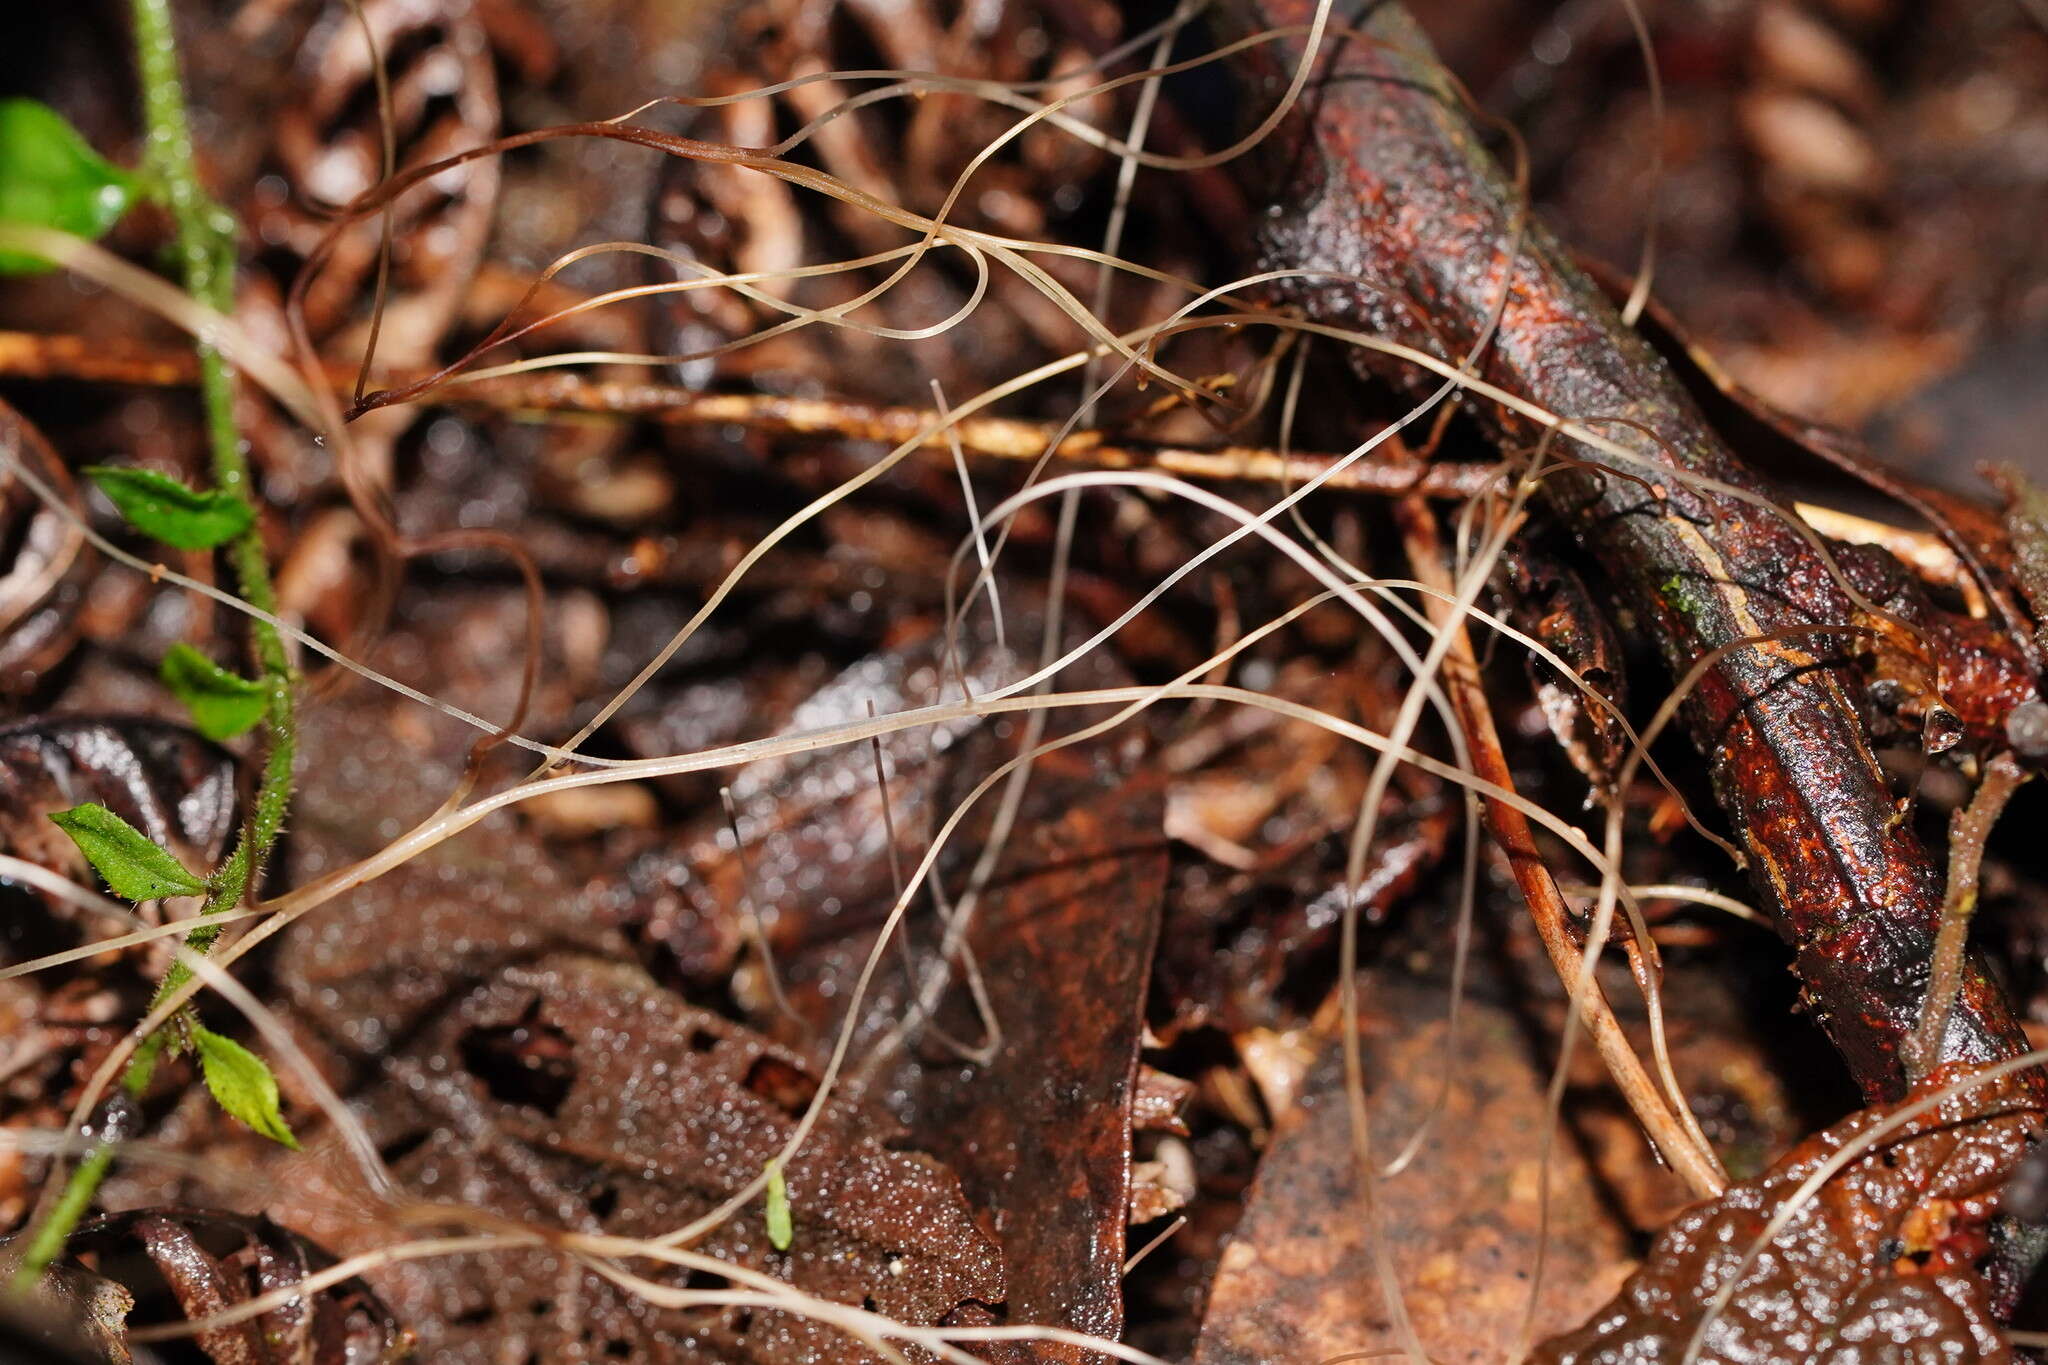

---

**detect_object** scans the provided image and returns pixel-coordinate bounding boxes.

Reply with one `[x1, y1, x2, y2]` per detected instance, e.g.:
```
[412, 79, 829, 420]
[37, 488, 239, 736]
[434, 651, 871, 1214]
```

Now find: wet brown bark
[1235, 0, 2042, 1102]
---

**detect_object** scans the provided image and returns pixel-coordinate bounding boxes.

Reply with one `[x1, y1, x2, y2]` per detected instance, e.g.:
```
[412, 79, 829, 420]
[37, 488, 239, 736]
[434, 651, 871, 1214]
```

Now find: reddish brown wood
[1235, 1, 2043, 1101]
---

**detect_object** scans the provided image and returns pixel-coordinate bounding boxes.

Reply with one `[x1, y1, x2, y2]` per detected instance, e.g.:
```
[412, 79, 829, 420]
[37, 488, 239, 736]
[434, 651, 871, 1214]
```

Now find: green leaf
[161, 643, 267, 741]
[0, 98, 136, 275]
[191, 1027, 298, 1149]
[84, 465, 253, 551]
[48, 803, 206, 901]
[764, 1160, 792, 1251]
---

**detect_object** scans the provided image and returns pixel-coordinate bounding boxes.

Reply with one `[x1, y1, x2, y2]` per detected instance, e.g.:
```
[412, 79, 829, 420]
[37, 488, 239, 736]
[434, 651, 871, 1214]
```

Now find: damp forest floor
[2, 0, 2048, 1363]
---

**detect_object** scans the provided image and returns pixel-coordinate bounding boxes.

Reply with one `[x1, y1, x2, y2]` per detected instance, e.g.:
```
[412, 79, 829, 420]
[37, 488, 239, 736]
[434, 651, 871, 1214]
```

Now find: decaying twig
[3, 329, 1983, 611]
[1907, 752, 2031, 1083]
[1242, 0, 2045, 1102]
[0, 328, 1493, 501]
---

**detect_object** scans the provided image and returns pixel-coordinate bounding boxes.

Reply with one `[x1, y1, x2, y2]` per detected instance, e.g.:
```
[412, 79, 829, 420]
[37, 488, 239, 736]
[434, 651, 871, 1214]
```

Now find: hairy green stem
[13, 0, 296, 1288]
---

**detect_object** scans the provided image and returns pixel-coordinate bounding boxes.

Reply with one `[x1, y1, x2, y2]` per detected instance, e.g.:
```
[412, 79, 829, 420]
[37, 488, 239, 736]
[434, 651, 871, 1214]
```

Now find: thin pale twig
[0, 328, 1491, 499]
[1907, 751, 2031, 1081]
[1394, 501, 1727, 1200]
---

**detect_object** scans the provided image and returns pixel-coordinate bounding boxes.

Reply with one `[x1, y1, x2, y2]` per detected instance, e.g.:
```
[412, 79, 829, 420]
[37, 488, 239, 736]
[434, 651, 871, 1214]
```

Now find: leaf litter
[3, 0, 2048, 1361]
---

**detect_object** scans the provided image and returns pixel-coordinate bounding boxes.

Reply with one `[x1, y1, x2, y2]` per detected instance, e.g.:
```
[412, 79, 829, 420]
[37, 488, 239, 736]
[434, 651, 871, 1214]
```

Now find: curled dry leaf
[0, 398, 93, 698]
[0, 716, 237, 925]
[53, 1207, 403, 1365]
[0, 1259, 139, 1365]
[1130, 1066, 1195, 1139]
[231, 0, 501, 362]
[1536, 1073, 2044, 1363]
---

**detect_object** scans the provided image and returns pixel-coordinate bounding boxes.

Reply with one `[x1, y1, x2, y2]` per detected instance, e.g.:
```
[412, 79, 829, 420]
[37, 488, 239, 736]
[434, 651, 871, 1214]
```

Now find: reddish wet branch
[1236, 2, 2043, 1102]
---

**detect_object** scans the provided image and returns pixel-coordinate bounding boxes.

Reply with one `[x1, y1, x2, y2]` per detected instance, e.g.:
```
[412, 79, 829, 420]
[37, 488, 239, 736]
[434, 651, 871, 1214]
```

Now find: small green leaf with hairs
[48, 803, 205, 901]
[0, 98, 137, 275]
[191, 1027, 298, 1148]
[161, 643, 267, 741]
[84, 465, 254, 551]
[765, 1160, 793, 1251]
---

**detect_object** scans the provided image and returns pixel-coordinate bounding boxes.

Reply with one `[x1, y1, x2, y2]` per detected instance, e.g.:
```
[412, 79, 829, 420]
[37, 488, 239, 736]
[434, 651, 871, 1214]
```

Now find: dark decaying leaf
[656, 610, 1170, 1356]
[1535, 1073, 2042, 1364]
[1194, 976, 1636, 1365]
[1492, 543, 1629, 800]
[263, 955, 1003, 1364]
[275, 790, 635, 1065]
[0, 717, 237, 922]
[643, 605, 1137, 1025]
[51, 1207, 402, 1365]
[1151, 664, 1455, 1038]
[880, 761, 1168, 1362]
[271, 587, 642, 1060]
[683, 614, 1067, 974]
[114, 598, 1004, 1361]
